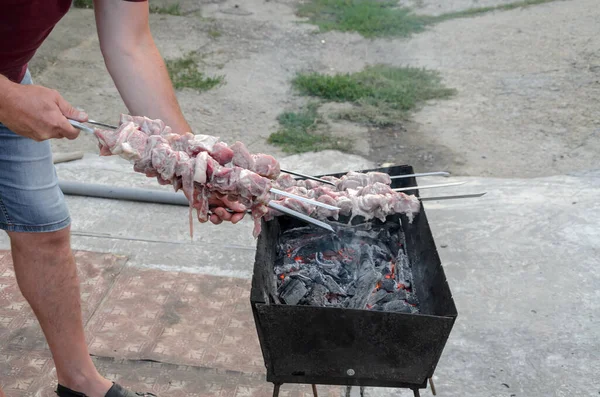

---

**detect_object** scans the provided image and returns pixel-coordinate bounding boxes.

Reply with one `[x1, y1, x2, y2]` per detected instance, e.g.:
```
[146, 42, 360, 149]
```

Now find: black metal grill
[251, 165, 458, 395]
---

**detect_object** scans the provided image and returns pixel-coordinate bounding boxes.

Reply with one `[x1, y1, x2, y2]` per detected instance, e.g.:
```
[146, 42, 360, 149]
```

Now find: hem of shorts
[0, 216, 71, 233]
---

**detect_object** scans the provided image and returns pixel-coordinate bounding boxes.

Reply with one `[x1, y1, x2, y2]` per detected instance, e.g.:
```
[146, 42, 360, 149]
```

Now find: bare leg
[9, 227, 112, 397]
[0, 385, 6, 397]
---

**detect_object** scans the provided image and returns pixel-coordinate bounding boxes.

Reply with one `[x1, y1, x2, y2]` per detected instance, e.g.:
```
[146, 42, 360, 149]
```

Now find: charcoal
[347, 269, 380, 309]
[380, 289, 408, 304]
[398, 280, 411, 290]
[372, 244, 392, 261]
[275, 223, 419, 313]
[382, 299, 414, 313]
[367, 289, 389, 306]
[280, 279, 308, 305]
[274, 263, 299, 275]
[380, 278, 397, 293]
[290, 273, 313, 285]
[303, 284, 328, 306]
[321, 274, 347, 296]
[306, 267, 346, 295]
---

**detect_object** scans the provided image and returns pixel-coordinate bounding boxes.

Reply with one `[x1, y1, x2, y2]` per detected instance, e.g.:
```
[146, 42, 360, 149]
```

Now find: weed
[268, 103, 352, 153]
[298, 0, 562, 38]
[292, 65, 455, 124]
[208, 29, 222, 38]
[73, 0, 93, 9]
[149, 3, 182, 15]
[298, 0, 428, 38]
[166, 54, 224, 91]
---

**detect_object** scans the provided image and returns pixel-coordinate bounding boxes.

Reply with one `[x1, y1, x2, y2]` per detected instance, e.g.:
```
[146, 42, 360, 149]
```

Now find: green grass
[298, 0, 428, 38]
[208, 28, 222, 38]
[149, 3, 182, 15]
[293, 65, 455, 119]
[298, 0, 561, 38]
[166, 55, 224, 91]
[73, 0, 93, 8]
[268, 103, 352, 154]
[332, 101, 405, 127]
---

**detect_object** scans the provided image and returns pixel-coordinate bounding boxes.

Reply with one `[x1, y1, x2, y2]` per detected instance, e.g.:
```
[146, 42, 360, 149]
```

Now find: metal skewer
[268, 202, 334, 232]
[87, 119, 118, 129]
[280, 169, 336, 186]
[390, 171, 450, 179]
[270, 188, 339, 210]
[393, 181, 466, 192]
[419, 192, 487, 201]
[68, 119, 95, 134]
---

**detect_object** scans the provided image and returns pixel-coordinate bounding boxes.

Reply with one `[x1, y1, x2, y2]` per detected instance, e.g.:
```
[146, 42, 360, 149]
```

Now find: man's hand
[207, 194, 247, 225]
[0, 80, 88, 141]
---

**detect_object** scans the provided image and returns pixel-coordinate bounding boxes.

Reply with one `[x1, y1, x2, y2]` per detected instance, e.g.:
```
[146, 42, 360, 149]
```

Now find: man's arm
[93, 1, 244, 224]
[93, 0, 191, 134]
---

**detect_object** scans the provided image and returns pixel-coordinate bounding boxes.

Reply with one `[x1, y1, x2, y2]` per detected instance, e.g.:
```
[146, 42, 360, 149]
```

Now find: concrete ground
[1, 0, 599, 396]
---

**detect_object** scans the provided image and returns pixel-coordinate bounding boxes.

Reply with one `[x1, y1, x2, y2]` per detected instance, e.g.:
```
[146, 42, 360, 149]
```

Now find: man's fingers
[209, 214, 223, 225]
[230, 212, 245, 224]
[213, 208, 231, 221]
[56, 119, 81, 140]
[56, 95, 88, 122]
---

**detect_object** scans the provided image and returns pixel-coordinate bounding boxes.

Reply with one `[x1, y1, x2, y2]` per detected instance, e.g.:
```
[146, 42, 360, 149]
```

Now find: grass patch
[149, 3, 182, 15]
[292, 65, 455, 122]
[298, 0, 428, 38]
[208, 28, 222, 38]
[298, 0, 561, 38]
[73, 0, 93, 8]
[332, 101, 405, 127]
[166, 54, 224, 91]
[268, 103, 352, 154]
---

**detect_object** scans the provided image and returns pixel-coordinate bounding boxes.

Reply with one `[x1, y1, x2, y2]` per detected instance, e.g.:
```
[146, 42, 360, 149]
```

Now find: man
[0, 1, 245, 397]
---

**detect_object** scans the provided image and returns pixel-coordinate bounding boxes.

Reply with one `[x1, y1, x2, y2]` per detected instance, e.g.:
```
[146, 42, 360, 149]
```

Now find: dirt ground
[33, 0, 599, 178]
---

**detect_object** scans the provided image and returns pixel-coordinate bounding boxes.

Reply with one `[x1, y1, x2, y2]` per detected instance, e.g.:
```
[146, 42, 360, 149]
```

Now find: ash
[274, 221, 419, 313]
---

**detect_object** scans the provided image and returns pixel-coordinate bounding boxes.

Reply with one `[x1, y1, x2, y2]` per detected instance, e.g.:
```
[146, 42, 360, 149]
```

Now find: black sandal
[56, 383, 157, 397]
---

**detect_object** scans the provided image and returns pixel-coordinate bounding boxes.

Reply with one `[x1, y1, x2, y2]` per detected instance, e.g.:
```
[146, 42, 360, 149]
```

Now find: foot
[56, 375, 113, 397]
[56, 383, 157, 397]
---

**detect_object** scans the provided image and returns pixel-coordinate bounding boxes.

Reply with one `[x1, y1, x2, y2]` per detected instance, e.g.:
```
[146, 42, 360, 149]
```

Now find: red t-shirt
[0, 0, 146, 83]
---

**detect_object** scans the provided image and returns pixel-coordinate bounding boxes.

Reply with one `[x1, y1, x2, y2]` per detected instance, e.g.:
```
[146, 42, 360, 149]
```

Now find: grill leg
[272, 383, 282, 397]
[359, 386, 365, 397]
[311, 384, 318, 397]
[429, 378, 437, 396]
[412, 389, 420, 397]
[345, 386, 352, 397]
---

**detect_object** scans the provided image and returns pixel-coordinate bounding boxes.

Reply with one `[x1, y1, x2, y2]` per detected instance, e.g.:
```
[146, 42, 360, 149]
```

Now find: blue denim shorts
[0, 70, 71, 233]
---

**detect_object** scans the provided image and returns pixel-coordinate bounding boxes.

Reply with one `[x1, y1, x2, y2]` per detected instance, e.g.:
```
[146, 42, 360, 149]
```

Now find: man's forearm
[102, 37, 191, 134]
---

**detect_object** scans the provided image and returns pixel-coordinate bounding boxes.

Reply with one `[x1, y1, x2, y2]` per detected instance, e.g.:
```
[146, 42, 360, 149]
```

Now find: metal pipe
[58, 180, 190, 206]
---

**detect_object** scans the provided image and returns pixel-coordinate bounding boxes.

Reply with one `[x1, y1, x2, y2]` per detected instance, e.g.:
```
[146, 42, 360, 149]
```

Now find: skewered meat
[94, 114, 421, 236]
[231, 141, 280, 179]
[95, 116, 275, 237]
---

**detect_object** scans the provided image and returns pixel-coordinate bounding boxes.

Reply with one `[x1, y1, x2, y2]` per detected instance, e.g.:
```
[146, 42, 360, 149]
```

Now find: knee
[8, 226, 71, 254]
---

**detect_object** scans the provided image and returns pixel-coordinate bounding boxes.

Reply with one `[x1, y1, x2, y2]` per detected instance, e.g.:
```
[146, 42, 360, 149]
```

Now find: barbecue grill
[251, 165, 458, 397]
